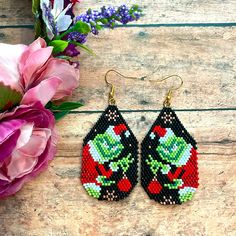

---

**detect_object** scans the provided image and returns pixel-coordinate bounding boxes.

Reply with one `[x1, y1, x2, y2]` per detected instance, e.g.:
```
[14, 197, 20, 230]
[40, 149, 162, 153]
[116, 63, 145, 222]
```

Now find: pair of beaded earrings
[81, 70, 199, 205]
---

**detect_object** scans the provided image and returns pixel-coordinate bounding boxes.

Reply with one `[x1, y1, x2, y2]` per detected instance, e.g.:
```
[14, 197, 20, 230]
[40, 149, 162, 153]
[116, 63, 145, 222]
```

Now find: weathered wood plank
[0, 0, 32, 26]
[78, 0, 236, 24]
[1, 0, 236, 26]
[0, 27, 34, 44]
[1, 27, 236, 111]
[0, 111, 235, 236]
[56, 111, 236, 155]
[0, 1, 235, 234]
[0, 157, 235, 236]
[72, 27, 236, 110]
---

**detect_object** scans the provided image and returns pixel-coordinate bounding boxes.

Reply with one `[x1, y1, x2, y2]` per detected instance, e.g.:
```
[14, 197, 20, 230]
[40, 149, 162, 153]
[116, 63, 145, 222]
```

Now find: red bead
[152, 126, 166, 137]
[117, 178, 132, 192]
[148, 180, 162, 194]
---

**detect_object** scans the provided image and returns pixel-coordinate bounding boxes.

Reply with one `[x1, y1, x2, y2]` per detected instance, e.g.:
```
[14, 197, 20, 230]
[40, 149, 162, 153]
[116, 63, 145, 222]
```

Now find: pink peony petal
[0, 170, 10, 182]
[36, 58, 79, 100]
[21, 77, 62, 106]
[19, 38, 47, 73]
[28, 37, 47, 50]
[19, 128, 51, 157]
[7, 151, 38, 180]
[0, 43, 26, 92]
[0, 119, 25, 145]
[0, 102, 57, 198]
[7, 128, 51, 180]
[20, 47, 53, 88]
[15, 123, 34, 149]
[30, 130, 57, 172]
[0, 129, 56, 198]
[0, 102, 56, 130]
[0, 130, 20, 162]
[0, 119, 26, 162]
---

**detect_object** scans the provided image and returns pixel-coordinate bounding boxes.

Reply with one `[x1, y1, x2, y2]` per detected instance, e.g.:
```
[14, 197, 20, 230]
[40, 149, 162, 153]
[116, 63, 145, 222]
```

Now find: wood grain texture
[0, 0, 236, 235]
[1, 0, 236, 26]
[1, 27, 235, 111]
[77, 27, 236, 111]
[78, 0, 236, 24]
[0, 112, 235, 236]
[0, 0, 32, 26]
[0, 28, 34, 44]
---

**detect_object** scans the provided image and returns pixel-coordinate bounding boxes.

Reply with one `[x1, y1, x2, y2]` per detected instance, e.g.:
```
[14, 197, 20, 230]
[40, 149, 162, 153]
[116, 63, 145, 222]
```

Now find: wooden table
[0, 1, 236, 235]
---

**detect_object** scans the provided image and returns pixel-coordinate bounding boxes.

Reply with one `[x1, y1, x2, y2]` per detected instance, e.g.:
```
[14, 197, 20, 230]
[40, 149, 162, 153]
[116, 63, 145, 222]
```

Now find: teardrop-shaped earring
[81, 70, 138, 201]
[141, 75, 199, 205]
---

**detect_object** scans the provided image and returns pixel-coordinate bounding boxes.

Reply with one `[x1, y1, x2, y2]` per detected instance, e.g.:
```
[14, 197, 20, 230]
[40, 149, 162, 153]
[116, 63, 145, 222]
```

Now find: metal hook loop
[156, 75, 183, 107]
[104, 69, 183, 107]
[104, 69, 140, 105]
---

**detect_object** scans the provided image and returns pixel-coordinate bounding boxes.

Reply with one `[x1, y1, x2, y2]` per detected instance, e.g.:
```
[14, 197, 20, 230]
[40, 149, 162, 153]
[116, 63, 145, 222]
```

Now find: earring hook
[151, 75, 183, 107]
[104, 69, 183, 107]
[105, 69, 140, 105]
[105, 69, 140, 85]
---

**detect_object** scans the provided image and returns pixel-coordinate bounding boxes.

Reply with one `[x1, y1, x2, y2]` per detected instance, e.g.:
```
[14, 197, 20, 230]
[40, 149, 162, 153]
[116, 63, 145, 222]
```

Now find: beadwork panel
[141, 108, 199, 204]
[81, 105, 138, 200]
[0, 0, 236, 235]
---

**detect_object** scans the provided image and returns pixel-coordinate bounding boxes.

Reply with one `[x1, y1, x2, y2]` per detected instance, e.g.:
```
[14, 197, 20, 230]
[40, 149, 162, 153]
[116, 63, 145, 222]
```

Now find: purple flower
[41, 0, 73, 39]
[66, 32, 87, 44]
[63, 43, 80, 57]
[0, 102, 57, 198]
[41, 1, 58, 38]
[55, 4, 142, 59]
[75, 4, 142, 35]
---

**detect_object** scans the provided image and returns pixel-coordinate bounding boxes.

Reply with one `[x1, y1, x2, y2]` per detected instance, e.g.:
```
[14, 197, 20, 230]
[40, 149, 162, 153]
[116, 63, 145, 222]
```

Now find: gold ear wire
[105, 69, 141, 105]
[104, 69, 183, 107]
[104, 70, 116, 105]
[151, 75, 183, 107]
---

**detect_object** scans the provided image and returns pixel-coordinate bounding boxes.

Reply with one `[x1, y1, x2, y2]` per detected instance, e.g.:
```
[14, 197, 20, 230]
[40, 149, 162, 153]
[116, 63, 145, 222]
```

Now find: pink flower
[0, 37, 79, 106]
[0, 102, 57, 198]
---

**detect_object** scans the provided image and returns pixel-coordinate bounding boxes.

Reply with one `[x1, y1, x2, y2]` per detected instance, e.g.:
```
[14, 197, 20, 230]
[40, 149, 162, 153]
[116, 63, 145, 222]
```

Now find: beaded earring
[81, 70, 138, 201]
[141, 75, 199, 205]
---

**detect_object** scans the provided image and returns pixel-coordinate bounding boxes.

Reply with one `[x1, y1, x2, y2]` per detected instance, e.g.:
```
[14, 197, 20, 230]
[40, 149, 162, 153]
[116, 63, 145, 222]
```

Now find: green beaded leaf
[0, 82, 22, 112]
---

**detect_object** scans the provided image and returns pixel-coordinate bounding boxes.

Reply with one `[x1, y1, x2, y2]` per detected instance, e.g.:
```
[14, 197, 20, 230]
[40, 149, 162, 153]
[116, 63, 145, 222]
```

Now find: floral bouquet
[0, 0, 142, 198]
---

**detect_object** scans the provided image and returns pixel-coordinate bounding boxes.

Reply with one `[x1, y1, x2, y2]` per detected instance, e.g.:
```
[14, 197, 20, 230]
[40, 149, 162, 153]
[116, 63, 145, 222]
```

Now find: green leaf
[32, 0, 40, 14]
[56, 55, 72, 60]
[34, 19, 44, 39]
[45, 101, 53, 109]
[0, 82, 22, 112]
[100, 18, 109, 24]
[49, 40, 69, 54]
[74, 21, 91, 34]
[32, 0, 44, 38]
[49, 101, 84, 121]
[70, 41, 95, 55]
[56, 21, 90, 40]
[53, 111, 70, 121]
[111, 22, 115, 28]
[95, 24, 103, 31]
[51, 102, 83, 111]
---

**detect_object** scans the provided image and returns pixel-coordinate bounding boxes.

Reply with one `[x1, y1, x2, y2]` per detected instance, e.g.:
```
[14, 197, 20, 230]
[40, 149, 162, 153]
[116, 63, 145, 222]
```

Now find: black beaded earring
[81, 70, 138, 201]
[141, 75, 199, 205]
